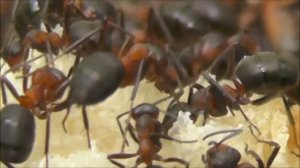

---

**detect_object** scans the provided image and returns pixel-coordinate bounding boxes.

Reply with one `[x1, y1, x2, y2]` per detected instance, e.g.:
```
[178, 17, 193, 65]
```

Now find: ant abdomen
[0, 104, 35, 163]
[69, 52, 125, 105]
[236, 52, 298, 95]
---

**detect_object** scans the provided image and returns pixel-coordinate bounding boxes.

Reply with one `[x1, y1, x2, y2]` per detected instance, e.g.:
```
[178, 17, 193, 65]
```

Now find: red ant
[1, 0, 64, 78]
[0, 65, 67, 168]
[108, 103, 197, 168]
[202, 129, 280, 168]
[45, 3, 187, 151]
[161, 79, 258, 135]
[160, 32, 262, 134]
[201, 46, 299, 153]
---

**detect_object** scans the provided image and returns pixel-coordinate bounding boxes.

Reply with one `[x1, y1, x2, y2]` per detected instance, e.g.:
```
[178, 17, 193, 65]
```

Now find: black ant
[62, 0, 125, 55]
[48, 5, 188, 151]
[160, 32, 262, 134]
[0, 104, 35, 168]
[161, 79, 258, 135]
[145, 1, 246, 49]
[0, 66, 67, 168]
[201, 50, 299, 153]
[108, 103, 197, 168]
[1, 0, 64, 73]
[202, 129, 280, 168]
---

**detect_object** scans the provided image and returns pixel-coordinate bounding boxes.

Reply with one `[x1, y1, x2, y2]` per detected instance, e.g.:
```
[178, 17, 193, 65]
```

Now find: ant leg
[203, 72, 260, 134]
[248, 128, 281, 168]
[98, 18, 110, 51]
[147, 6, 175, 45]
[207, 32, 244, 76]
[82, 106, 91, 149]
[291, 152, 300, 157]
[203, 106, 209, 126]
[2, 161, 14, 168]
[239, 106, 260, 135]
[107, 152, 138, 168]
[282, 95, 300, 151]
[61, 107, 70, 133]
[2, 54, 44, 76]
[133, 157, 142, 168]
[152, 133, 197, 143]
[203, 72, 236, 103]
[122, 56, 148, 152]
[0, 79, 7, 105]
[245, 144, 264, 168]
[44, 110, 51, 168]
[116, 111, 130, 150]
[116, 9, 125, 41]
[120, 120, 139, 152]
[112, 9, 126, 55]
[0, 76, 20, 101]
[251, 94, 276, 105]
[228, 107, 235, 116]
[155, 154, 189, 168]
[264, 141, 280, 168]
[128, 123, 139, 144]
[41, 26, 104, 68]
[45, 41, 54, 67]
[118, 36, 134, 59]
[203, 129, 243, 145]
[53, 79, 69, 99]
[22, 64, 30, 93]
[67, 54, 81, 78]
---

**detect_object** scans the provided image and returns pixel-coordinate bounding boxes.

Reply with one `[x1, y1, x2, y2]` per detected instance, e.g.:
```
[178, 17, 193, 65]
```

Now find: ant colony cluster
[1, 0, 299, 168]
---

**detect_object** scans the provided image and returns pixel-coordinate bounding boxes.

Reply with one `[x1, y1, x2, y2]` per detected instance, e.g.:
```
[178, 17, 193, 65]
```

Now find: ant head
[132, 103, 159, 120]
[206, 142, 241, 168]
[203, 128, 243, 167]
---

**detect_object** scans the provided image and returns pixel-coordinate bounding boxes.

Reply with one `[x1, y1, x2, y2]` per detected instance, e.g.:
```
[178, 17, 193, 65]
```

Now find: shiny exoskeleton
[162, 81, 252, 135]
[52, 51, 125, 148]
[109, 103, 196, 168]
[0, 104, 35, 167]
[202, 129, 280, 168]
[0, 67, 67, 168]
[202, 51, 299, 154]
[146, 1, 245, 49]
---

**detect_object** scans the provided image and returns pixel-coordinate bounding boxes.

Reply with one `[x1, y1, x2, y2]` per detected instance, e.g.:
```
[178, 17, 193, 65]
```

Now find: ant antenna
[203, 128, 243, 145]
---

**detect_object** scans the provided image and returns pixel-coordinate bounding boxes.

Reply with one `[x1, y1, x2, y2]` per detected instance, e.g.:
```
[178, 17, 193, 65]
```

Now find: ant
[62, 0, 125, 53]
[161, 79, 258, 135]
[201, 50, 299, 153]
[145, 1, 247, 49]
[0, 65, 67, 168]
[108, 103, 197, 168]
[161, 32, 261, 134]
[202, 128, 280, 168]
[0, 104, 35, 168]
[1, 0, 64, 74]
[47, 4, 188, 151]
